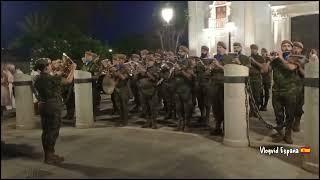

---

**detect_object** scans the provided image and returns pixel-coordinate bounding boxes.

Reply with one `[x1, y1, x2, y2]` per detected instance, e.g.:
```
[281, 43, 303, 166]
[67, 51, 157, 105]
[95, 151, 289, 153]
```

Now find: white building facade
[188, 1, 319, 56]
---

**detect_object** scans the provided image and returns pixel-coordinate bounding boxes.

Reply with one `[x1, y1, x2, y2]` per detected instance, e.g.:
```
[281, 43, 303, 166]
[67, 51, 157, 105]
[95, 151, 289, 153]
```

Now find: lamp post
[161, 7, 173, 24]
[225, 22, 236, 53]
[108, 49, 112, 53]
[161, 7, 174, 51]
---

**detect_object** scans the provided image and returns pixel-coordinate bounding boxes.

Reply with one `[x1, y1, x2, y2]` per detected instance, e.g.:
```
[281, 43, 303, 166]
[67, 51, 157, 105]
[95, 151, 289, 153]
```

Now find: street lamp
[161, 7, 173, 24]
[225, 22, 236, 52]
[109, 49, 112, 53]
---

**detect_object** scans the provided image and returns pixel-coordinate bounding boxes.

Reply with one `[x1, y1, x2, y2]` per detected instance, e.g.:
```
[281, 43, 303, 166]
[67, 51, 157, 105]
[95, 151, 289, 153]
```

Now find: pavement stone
[1, 94, 318, 178]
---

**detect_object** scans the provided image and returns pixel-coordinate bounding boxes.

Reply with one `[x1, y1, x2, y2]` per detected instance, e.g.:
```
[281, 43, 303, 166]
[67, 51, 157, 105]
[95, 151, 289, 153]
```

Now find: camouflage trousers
[114, 86, 130, 124]
[209, 82, 224, 129]
[175, 87, 193, 128]
[295, 86, 304, 120]
[140, 90, 160, 126]
[159, 82, 175, 118]
[92, 83, 101, 116]
[272, 91, 296, 129]
[129, 79, 140, 108]
[260, 81, 271, 106]
[249, 77, 262, 108]
[38, 100, 62, 152]
[194, 81, 207, 123]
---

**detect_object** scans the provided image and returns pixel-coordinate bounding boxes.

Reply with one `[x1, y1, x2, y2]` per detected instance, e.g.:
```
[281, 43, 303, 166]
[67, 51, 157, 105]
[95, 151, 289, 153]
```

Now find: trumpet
[63, 53, 74, 64]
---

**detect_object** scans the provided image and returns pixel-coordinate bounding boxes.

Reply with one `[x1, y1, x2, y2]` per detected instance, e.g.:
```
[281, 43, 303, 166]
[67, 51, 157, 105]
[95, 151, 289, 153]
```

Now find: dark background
[291, 14, 319, 55]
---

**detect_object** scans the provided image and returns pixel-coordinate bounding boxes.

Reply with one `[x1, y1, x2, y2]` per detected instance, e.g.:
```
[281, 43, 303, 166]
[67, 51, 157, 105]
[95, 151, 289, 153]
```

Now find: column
[244, 1, 255, 53]
[188, 1, 199, 56]
[223, 64, 249, 147]
[272, 7, 290, 50]
[302, 62, 319, 173]
[13, 73, 37, 129]
[74, 70, 94, 128]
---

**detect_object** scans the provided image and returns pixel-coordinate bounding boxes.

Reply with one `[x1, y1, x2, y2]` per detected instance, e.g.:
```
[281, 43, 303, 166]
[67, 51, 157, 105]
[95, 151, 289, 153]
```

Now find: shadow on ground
[55, 163, 143, 178]
[1, 141, 42, 160]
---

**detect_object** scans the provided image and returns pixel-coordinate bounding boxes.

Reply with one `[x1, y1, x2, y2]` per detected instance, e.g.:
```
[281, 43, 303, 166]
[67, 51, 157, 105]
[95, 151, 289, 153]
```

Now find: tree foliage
[9, 5, 112, 65]
[152, 1, 189, 52]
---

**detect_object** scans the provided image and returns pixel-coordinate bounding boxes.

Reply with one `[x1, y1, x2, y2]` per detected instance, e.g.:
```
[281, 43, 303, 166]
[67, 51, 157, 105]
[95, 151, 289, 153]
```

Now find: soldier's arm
[114, 70, 128, 80]
[61, 64, 76, 85]
[181, 68, 194, 80]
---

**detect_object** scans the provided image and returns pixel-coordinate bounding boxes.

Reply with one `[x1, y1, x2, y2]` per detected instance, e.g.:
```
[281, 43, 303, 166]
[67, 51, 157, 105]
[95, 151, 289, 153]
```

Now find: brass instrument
[62, 53, 75, 77]
[287, 54, 308, 65]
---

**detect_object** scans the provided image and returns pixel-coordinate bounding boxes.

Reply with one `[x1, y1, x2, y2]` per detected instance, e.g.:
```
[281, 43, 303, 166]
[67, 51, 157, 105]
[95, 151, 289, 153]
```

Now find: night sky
[1, 1, 167, 48]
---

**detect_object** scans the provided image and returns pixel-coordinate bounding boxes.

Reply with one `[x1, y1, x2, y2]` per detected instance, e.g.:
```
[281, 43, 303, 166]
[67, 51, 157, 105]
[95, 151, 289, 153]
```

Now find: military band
[32, 39, 312, 165]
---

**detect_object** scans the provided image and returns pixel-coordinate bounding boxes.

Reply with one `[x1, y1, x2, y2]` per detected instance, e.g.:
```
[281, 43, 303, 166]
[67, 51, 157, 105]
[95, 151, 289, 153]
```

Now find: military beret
[154, 53, 161, 57]
[217, 41, 227, 49]
[261, 48, 268, 53]
[166, 51, 175, 57]
[293, 41, 303, 49]
[201, 46, 209, 51]
[179, 45, 189, 53]
[34, 58, 51, 70]
[140, 49, 149, 55]
[250, 44, 258, 50]
[85, 51, 97, 57]
[113, 54, 126, 60]
[146, 54, 155, 61]
[281, 40, 293, 47]
[233, 42, 242, 47]
[131, 54, 140, 59]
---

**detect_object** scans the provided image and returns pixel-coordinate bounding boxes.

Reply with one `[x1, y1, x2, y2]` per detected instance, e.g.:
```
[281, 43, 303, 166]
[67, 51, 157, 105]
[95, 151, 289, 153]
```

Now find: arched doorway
[291, 14, 319, 55]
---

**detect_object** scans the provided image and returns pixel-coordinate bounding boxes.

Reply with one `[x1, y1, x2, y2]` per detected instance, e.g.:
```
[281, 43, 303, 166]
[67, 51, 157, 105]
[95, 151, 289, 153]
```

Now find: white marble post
[302, 62, 319, 173]
[223, 64, 249, 147]
[13, 73, 37, 129]
[74, 70, 94, 128]
[244, 1, 255, 50]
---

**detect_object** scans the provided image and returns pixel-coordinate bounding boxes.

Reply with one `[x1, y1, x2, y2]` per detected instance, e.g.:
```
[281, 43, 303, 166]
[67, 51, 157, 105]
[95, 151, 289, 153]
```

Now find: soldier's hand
[71, 63, 77, 70]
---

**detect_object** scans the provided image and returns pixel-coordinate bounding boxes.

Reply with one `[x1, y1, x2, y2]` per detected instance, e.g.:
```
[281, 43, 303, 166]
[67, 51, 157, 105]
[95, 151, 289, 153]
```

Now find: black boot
[292, 117, 301, 132]
[283, 128, 293, 144]
[210, 121, 223, 136]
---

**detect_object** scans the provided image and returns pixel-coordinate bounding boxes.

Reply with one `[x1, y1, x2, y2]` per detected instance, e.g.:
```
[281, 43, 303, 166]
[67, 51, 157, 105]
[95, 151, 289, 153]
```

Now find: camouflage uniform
[173, 58, 194, 131]
[137, 59, 161, 129]
[113, 66, 130, 126]
[194, 58, 211, 126]
[249, 53, 265, 114]
[260, 56, 272, 111]
[209, 54, 234, 135]
[33, 58, 64, 164]
[158, 61, 176, 120]
[271, 57, 297, 143]
[61, 82, 75, 120]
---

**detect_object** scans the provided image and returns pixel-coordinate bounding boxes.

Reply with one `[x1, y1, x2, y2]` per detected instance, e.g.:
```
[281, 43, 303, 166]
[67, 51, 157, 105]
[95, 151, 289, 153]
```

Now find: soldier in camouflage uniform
[291, 41, 305, 132]
[60, 57, 75, 120]
[137, 49, 149, 118]
[267, 40, 298, 144]
[248, 44, 265, 116]
[81, 51, 101, 118]
[137, 55, 161, 129]
[173, 46, 195, 132]
[260, 48, 272, 111]
[111, 54, 130, 126]
[158, 51, 177, 120]
[33, 58, 76, 164]
[129, 54, 141, 113]
[210, 41, 235, 136]
[194, 45, 211, 126]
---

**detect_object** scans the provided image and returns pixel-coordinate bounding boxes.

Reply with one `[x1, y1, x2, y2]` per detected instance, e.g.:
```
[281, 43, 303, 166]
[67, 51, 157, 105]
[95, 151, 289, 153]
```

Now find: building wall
[188, 1, 319, 56]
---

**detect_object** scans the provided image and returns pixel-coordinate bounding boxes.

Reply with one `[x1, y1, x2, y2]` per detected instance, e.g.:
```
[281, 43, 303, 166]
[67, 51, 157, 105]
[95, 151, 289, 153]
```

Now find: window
[216, 6, 226, 28]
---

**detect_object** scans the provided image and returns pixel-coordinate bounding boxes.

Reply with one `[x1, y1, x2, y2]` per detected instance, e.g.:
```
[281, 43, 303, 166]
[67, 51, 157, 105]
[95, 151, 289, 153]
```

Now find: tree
[152, 1, 189, 53]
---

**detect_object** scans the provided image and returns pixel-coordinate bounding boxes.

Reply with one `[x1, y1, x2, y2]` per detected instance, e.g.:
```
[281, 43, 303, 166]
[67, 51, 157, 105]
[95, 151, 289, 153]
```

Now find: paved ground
[1, 94, 318, 178]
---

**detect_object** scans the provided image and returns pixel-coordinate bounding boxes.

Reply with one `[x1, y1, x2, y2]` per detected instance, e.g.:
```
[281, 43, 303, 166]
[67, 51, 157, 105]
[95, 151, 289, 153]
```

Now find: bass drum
[101, 75, 116, 95]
